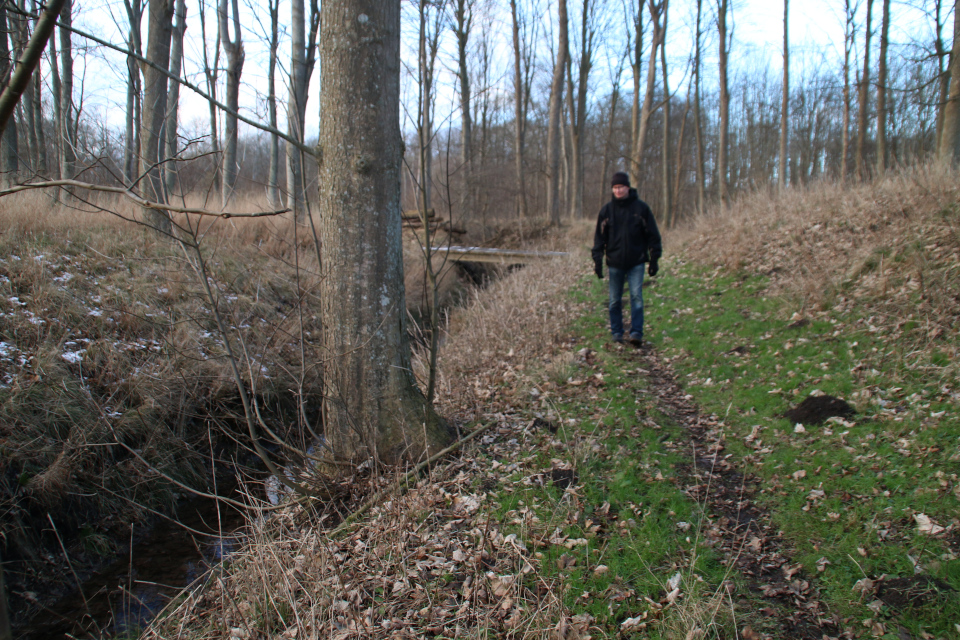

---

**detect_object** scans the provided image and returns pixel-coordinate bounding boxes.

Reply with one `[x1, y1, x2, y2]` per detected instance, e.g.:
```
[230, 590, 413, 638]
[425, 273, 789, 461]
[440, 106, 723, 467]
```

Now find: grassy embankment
[146, 166, 958, 640]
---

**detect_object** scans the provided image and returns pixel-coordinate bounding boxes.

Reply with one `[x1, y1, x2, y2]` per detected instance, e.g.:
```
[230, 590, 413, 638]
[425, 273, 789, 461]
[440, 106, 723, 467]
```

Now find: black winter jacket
[591, 189, 662, 269]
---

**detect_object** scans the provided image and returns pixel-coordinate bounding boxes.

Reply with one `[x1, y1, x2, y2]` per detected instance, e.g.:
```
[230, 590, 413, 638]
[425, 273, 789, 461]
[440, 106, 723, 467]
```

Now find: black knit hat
[611, 171, 630, 187]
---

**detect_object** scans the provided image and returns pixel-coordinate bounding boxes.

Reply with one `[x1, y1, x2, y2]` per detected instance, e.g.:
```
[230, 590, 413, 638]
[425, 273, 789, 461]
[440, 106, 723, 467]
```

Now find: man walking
[592, 171, 662, 345]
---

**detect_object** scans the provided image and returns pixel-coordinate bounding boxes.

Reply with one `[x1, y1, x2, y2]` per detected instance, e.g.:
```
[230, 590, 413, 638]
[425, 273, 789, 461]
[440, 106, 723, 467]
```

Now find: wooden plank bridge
[428, 246, 569, 264]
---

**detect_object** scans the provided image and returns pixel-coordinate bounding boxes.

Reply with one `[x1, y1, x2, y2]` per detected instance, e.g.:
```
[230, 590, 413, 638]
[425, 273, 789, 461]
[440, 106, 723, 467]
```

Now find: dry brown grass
[670, 163, 960, 352]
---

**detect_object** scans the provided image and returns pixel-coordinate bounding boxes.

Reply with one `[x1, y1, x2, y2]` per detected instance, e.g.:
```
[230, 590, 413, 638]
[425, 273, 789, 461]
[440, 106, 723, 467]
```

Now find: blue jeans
[608, 264, 645, 337]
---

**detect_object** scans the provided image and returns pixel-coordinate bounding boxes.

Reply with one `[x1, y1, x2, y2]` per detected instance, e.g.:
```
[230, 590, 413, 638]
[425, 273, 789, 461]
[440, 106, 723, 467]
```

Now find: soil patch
[550, 468, 578, 489]
[783, 395, 855, 425]
[877, 575, 955, 611]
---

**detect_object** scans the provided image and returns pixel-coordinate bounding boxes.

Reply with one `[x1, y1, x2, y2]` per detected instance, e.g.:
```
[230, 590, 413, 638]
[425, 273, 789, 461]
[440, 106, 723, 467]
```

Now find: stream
[18, 489, 248, 640]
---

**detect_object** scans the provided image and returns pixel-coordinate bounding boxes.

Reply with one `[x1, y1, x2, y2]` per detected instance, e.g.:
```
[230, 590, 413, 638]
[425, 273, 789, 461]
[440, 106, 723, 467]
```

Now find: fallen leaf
[914, 513, 945, 535]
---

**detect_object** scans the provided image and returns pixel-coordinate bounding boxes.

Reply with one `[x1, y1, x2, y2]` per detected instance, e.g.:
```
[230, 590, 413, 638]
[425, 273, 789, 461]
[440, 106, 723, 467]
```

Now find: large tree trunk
[779, 0, 789, 190]
[510, 0, 529, 219]
[841, 0, 853, 181]
[875, 0, 889, 174]
[939, 0, 960, 164]
[717, 0, 730, 206]
[220, 0, 243, 207]
[11, 3, 36, 174]
[935, 0, 950, 152]
[163, 0, 187, 198]
[266, 0, 280, 207]
[123, 0, 143, 186]
[58, 0, 74, 180]
[545, 0, 568, 225]
[318, 0, 452, 466]
[139, 0, 173, 234]
[453, 0, 473, 221]
[856, 0, 874, 181]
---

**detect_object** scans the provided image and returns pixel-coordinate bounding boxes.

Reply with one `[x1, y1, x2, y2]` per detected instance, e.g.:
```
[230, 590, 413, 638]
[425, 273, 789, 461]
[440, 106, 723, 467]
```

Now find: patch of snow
[53, 272, 74, 283]
[62, 350, 86, 364]
[88, 309, 103, 317]
[0, 341, 13, 357]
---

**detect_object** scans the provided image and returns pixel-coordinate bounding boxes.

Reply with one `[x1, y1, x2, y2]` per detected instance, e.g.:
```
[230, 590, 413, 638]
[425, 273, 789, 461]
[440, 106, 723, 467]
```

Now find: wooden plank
[427, 246, 569, 264]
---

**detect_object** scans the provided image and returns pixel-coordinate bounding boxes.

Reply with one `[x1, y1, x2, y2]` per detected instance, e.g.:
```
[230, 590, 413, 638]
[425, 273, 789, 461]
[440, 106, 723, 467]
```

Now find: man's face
[612, 184, 629, 199]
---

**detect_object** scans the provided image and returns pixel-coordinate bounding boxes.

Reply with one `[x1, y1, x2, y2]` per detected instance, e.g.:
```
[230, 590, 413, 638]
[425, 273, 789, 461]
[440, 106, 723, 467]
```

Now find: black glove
[594, 260, 603, 279]
[648, 259, 659, 277]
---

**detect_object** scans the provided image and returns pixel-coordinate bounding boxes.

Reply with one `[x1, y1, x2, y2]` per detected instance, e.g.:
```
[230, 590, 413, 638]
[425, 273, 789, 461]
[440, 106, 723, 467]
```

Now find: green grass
[639, 263, 960, 637]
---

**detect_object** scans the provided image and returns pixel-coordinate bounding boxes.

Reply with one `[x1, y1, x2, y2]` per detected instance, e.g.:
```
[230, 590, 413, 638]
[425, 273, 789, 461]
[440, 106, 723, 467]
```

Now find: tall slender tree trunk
[875, 0, 890, 174]
[598, 54, 624, 208]
[566, 0, 593, 221]
[163, 0, 186, 198]
[12, 3, 36, 173]
[417, 1, 440, 215]
[123, 0, 143, 186]
[453, 0, 473, 222]
[545, 0, 568, 225]
[58, 0, 74, 180]
[220, 0, 243, 207]
[939, 0, 960, 163]
[139, 0, 173, 234]
[198, 0, 220, 193]
[693, 0, 705, 213]
[934, 0, 950, 152]
[318, 0, 452, 466]
[630, 3, 643, 179]
[659, 3, 670, 225]
[47, 31, 61, 179]
[673, 97, 691, 227]
[779, 0, 789, 190]
[0, 6, 19, 187]
[856, 0, 874, 181]
[841, 0, 853, 181]
[510, 0, 528, 219]
[634, 1, 664, 177]
[717, 0, 730, 206]
[286, 0, 306, 214]
[266, 0, 280, 207]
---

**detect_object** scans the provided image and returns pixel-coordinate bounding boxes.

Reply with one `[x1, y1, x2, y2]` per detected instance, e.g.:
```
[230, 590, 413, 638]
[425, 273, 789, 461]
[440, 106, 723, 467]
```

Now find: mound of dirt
[783, 395, 855, 426]
[877, 575, 954, 611]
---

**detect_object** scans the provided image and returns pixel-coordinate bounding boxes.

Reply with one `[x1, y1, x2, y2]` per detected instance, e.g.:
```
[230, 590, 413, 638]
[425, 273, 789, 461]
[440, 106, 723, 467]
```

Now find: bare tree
[122, 0, 144, 186]
[940, 0, 960, 163]
[779, 0, 789, 189]
[633, 0, 665, 174]
[417, 0, 442, 215]
[317, 0, 452, 465]
[163, 0, 187, 197]
[139, 0, 173, 234]
[510, 0, 535, 219]
[198, 0, 220, 193]
[546, 0, 568, 225]
[659, 0, 670, 223]
[598, 48, 626, 208]
[841, 0, 855, 181]
[717, 0, 731, 206]
[58, 0, 75, 180]
[266, 0, 281, 207]
[220, 0, 244, 206]
[693, 0, 705, 212]
[565, 0, 596, 220]
[934, 0, 951, 149]
[628, 0, 643, 178]
[451, 0, 473, 220]
[856, 0, 874, 180]
[875, 0, 889, 173]
[0, 5, 18, 187]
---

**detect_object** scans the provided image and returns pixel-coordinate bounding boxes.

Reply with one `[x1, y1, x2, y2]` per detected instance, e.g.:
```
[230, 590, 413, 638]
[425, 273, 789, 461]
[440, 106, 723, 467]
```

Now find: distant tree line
[0, 0, 956, 230]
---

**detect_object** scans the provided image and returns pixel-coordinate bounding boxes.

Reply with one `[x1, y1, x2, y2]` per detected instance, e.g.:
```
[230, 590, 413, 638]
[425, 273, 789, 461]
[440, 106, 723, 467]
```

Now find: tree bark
[417, 1, 441, 215]
[58, 0, 74, 180]
[841, 0, 853, 181]
[856, 0, 874, 181]
[545, 0, 568, 225]
[939, 0, 960, 164]
[266, 0, 280, 207]
[659, 2, 670, 225]
[0, 6, 19, 187]
[123, 0, 143, 186]
[163, 0, 187, 198]
[779, 0, 789, 190]
[220, 0, 244, 207]
[286, 0, 307, 213]
[318, 0, 452, 466]
[717, 0, 730, 206]
[629, 2, 642, 179]
[452, 0, 473, 221]
[934, 0, 950, 153]
[139, 0, 173, 234]
[693, 0, 705, 213]
[198, 0, 220, 193]
[634, 1, 664, 177]
[566, 0, 594, 220]
[875, 0, 890, 174]
[510, 0, 529, 219]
